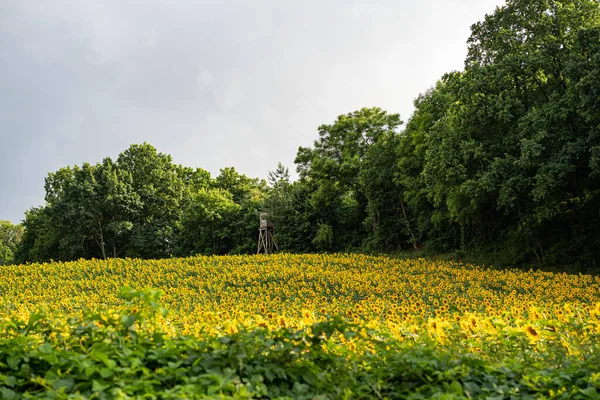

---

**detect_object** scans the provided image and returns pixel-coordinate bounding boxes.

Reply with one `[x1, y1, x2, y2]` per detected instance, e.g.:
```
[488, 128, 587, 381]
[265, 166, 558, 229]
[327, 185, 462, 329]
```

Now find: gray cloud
[0, 0, 504, 223]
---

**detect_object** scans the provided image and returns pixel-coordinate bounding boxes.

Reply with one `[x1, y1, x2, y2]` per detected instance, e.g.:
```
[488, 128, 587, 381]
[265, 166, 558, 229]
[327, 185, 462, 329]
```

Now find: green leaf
[6, 358, 19, 371]
[100, 368, 114, 378]
[1, 375, 17, 388]
[121, 314, 136, 328]
[449, 380, 463, 394]
[53, 378, 75, 391]
[463, 380, 480, 396]
[0, 387, 17, 400]
[92, 380, 110, 392]
[27, 313, 45, 327]
[302, 370, 316, 385]
[38, 343, 53, 354]
[579, 387, 598, 398]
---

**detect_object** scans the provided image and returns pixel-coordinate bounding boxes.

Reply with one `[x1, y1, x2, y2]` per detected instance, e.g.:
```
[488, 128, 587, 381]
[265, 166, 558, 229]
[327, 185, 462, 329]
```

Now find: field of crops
[1, 254, 600, 398]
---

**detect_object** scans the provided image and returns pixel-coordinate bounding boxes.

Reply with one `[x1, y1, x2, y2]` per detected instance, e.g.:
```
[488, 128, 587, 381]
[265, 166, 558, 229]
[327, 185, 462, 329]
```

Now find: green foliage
[293, 107, 404, 251]
[212, 167, 267, 254]
[267, 162, 290, 188]
[263, 173, 317, 253]
[116, 143, 185, 259]
[0, 221, 23, 266]
[415, 0, 600, 267]
[13, 207, 58, 264]
[176, 188, 241, 255]
[269, 0, 600, 268]
[16, 145, 267, 263]
[312, 223, 333, 251]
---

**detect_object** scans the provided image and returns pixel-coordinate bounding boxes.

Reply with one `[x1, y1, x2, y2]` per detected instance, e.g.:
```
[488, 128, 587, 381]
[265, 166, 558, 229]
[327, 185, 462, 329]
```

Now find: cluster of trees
[4, 0, 599, 269]
[265, 0, 600, 269]
[14, 144, 267, 263]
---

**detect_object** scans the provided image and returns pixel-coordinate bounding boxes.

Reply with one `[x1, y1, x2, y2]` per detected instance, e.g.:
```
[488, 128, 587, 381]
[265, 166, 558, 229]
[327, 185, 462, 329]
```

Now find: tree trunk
[97, 219, 106, 260]
[400, 200, 420, 251]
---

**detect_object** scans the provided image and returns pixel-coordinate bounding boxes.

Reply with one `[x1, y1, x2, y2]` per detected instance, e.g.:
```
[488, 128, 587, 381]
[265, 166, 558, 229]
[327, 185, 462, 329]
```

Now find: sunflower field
[1, 254, 600, 398]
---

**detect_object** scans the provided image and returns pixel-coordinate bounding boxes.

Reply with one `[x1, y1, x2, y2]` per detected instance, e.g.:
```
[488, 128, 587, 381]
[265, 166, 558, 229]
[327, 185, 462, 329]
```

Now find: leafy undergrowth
[1, 289, 599, 399]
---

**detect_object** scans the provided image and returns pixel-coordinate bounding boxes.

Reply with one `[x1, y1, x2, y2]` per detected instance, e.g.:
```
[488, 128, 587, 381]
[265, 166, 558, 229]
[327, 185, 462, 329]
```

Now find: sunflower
[470, 316, 478, 328]
[524, 325, 540, 342]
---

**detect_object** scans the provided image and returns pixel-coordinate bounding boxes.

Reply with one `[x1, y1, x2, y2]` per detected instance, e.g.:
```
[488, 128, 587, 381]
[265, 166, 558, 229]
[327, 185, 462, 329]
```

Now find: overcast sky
[0, 0, 505, 224]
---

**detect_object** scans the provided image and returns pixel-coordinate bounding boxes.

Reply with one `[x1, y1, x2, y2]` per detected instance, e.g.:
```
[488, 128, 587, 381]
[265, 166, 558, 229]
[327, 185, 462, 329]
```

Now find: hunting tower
[257, 213, 278, 254]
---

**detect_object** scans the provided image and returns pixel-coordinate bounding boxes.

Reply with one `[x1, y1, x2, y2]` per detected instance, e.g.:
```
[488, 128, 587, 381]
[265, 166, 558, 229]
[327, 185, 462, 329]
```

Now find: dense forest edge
[2, 0, 600, 272]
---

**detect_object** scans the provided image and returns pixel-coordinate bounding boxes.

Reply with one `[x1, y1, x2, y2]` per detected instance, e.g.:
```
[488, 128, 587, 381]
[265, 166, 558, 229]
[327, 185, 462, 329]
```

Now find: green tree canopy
[0, 220, 24, 265]
[294, 107, 404, 251]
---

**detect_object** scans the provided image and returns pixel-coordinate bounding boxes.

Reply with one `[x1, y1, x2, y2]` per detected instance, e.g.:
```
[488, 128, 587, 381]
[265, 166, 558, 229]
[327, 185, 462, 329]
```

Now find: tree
[176, 188, 241, 255]
[268, 162, 290, 187]
[117, 143, 185, 258]
[95, 158, 142, 258]
[264, 162, 310, 252]
[411, 0, 600, 266]
[295, 107, 403, 251]
[213, 167, 268, 253]
[396, 81, 459, 253]
[0, 220, 24, 265]
[17, 144, 271, 262]
[215, 167, 266, 204]
[40, 159, 142, 260]
[264, 169, 318, 253]
[13, 207, 59, 264]
[264, 162, 292, 232]
[359, 128, 407, 250]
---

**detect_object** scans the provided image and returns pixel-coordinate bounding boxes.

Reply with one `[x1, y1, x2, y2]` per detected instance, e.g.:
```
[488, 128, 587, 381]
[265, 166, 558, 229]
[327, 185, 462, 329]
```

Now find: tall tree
[416, 0, 600, 266]
[396, 80, 460, 252]
[42, 160, 142, 260]
[175, 188, 241, 255]
[295, 107, 403, 250]
[13, 207, 59, 263]
[0, 220, 24, 265]
[264, 162, 311, 252]
[117, 143, 185, 258]
[214, 167, 267, 253]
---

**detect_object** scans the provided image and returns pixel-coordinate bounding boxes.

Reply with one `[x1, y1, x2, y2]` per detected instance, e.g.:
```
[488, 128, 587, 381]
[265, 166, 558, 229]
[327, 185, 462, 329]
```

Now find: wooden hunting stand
[257, 213, 278, 254]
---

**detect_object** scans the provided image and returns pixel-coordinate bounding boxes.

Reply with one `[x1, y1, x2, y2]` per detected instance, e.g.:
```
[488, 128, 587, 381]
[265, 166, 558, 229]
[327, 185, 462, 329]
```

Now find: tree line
[9, 143, 267, 262]
[3, 0, 600, 270]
